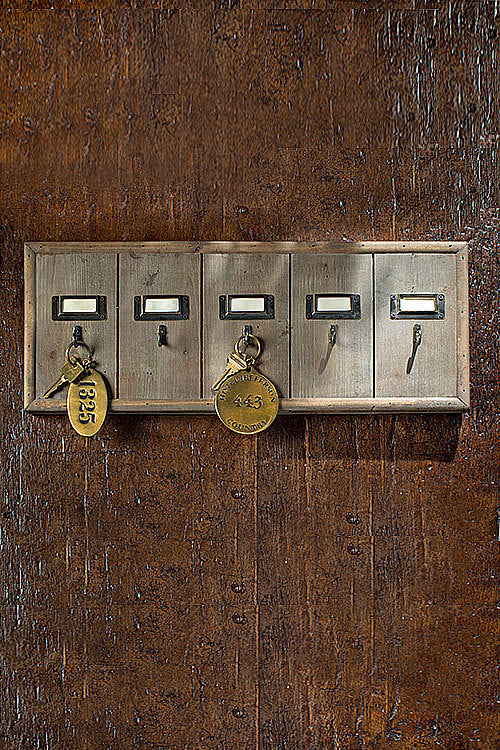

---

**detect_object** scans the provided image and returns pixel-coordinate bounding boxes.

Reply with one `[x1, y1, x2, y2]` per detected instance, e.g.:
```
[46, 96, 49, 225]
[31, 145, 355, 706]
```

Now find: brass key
[43, 340, 93, 398]
[212, 351, 254, 392]
[43, 357, 86, 398]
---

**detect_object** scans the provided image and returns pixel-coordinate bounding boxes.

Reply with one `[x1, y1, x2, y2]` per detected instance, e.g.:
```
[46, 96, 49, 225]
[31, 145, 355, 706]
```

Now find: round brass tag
[215, 367, 279, 435]
[67, 368, 108, 437]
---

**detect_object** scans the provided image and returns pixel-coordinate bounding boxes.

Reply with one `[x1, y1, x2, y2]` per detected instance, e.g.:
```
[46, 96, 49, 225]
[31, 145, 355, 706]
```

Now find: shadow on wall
[384, 413, 462, 461]
[105, 412, 462, 462]
[302, 413, 463, 463]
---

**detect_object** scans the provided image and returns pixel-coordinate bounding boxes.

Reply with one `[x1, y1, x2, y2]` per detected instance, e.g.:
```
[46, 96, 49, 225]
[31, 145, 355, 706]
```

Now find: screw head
[231, 582, 245, 594]
[232, 612, 246, 625]
[232, 706, 246, 719]
[347, 544, 362, 556]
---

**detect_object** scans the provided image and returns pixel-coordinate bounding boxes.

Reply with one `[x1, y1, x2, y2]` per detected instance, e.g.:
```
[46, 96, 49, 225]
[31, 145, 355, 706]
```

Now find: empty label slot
[144, 297, 180, 314]
[306, 293, 360, 320]
[219, 294, 275, 319]
[134, 294, 189, 320]
[61, 297, 98, 314]
[229, 296, 265, 313]
[52, 295, 107, 321]
[399, 296, 437, 313]
[390, 293, 444, 319]
[316, 295, 352, 313]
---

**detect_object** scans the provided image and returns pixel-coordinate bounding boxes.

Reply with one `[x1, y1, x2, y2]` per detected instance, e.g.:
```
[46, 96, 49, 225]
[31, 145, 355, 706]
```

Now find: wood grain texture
[118, 252, 201, 399]
[24, 244, 36, 407]
[203, 253, 290, 398]
[1, 6, 498, 750]
[29, 240, 467, 254]
[375, 253, 458, 398]
[25, 395, 469, 414]
[457, 249, 470, 406]
[28, 244, 466, 410]
[291, 253, 373, 398]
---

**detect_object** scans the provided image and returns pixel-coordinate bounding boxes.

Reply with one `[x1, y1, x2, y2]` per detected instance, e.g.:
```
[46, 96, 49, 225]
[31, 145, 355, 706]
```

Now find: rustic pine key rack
[24, 241, 469, 415]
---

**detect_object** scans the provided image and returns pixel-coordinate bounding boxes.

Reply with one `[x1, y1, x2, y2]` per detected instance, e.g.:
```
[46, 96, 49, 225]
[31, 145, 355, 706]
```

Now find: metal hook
[406, 324, 422, 374]
[72, 326, 83, 346]
[318, 325, 337, 375]
[158, 325, 167, 347]
[329, 324, 337, 347]
[243, 324, 252, 348]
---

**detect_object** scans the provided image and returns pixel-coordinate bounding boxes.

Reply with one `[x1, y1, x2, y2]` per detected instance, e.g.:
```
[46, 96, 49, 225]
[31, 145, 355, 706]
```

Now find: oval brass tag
[67, 368, 108, 437]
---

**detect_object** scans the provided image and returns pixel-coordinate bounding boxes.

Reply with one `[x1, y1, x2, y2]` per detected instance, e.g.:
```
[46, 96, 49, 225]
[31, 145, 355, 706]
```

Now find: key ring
[65, 340, 93, 364]
[234, 333, 261, 360]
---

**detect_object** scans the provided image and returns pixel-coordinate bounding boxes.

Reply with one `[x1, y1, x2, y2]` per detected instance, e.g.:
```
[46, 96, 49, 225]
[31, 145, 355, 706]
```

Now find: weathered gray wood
[35, 253, 117, 400]
[26, 244, 468, 412]
[203, 253, 290, 398]
[291, 254, 373, 398]
[26, 396, 467, 414]
[30, 240, 467, 254]
[375, 253, 457, 398]
[118, 253, 201, 399]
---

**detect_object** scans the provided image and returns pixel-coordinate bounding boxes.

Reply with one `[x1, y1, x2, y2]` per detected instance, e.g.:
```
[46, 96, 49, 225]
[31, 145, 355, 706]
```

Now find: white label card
[315, 296, 352, 313]
[399, 296, 437, 313]
[61, 298, 98, 314]
[144, 297, 180, 314]
[229, 297, 266, 313]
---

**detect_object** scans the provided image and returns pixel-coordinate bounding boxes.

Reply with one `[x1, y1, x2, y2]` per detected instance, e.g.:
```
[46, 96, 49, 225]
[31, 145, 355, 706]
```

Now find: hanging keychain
[43, 338, 108, 437]
[212, 333, 279, 435]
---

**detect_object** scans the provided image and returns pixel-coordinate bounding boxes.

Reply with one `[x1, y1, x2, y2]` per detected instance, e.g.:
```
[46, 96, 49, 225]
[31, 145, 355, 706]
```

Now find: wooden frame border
[456, 247, 470, 409]
[28, 240, 466, 255]
[24, 241, 470, 415]
[24, 244, 36, 409]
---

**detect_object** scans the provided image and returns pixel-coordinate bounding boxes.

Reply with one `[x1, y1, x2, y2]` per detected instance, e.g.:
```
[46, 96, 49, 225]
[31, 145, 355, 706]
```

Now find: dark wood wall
[1, 6, 499, 749]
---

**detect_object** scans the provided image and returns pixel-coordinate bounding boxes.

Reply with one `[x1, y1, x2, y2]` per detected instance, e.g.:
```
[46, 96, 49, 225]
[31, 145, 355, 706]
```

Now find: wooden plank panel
[118, 253, 200, 399]
[203, 253, 290, 398]
[35, 253, 117, 400]
[84, 416, 258, 749]
[369, 604, 500, 748]
[375, 253, 458, 398]
[291, 253, 373, 398]
[1, 6, 495, 750]
[365, 413, 500, 747]
[257, 418, 377, 747]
